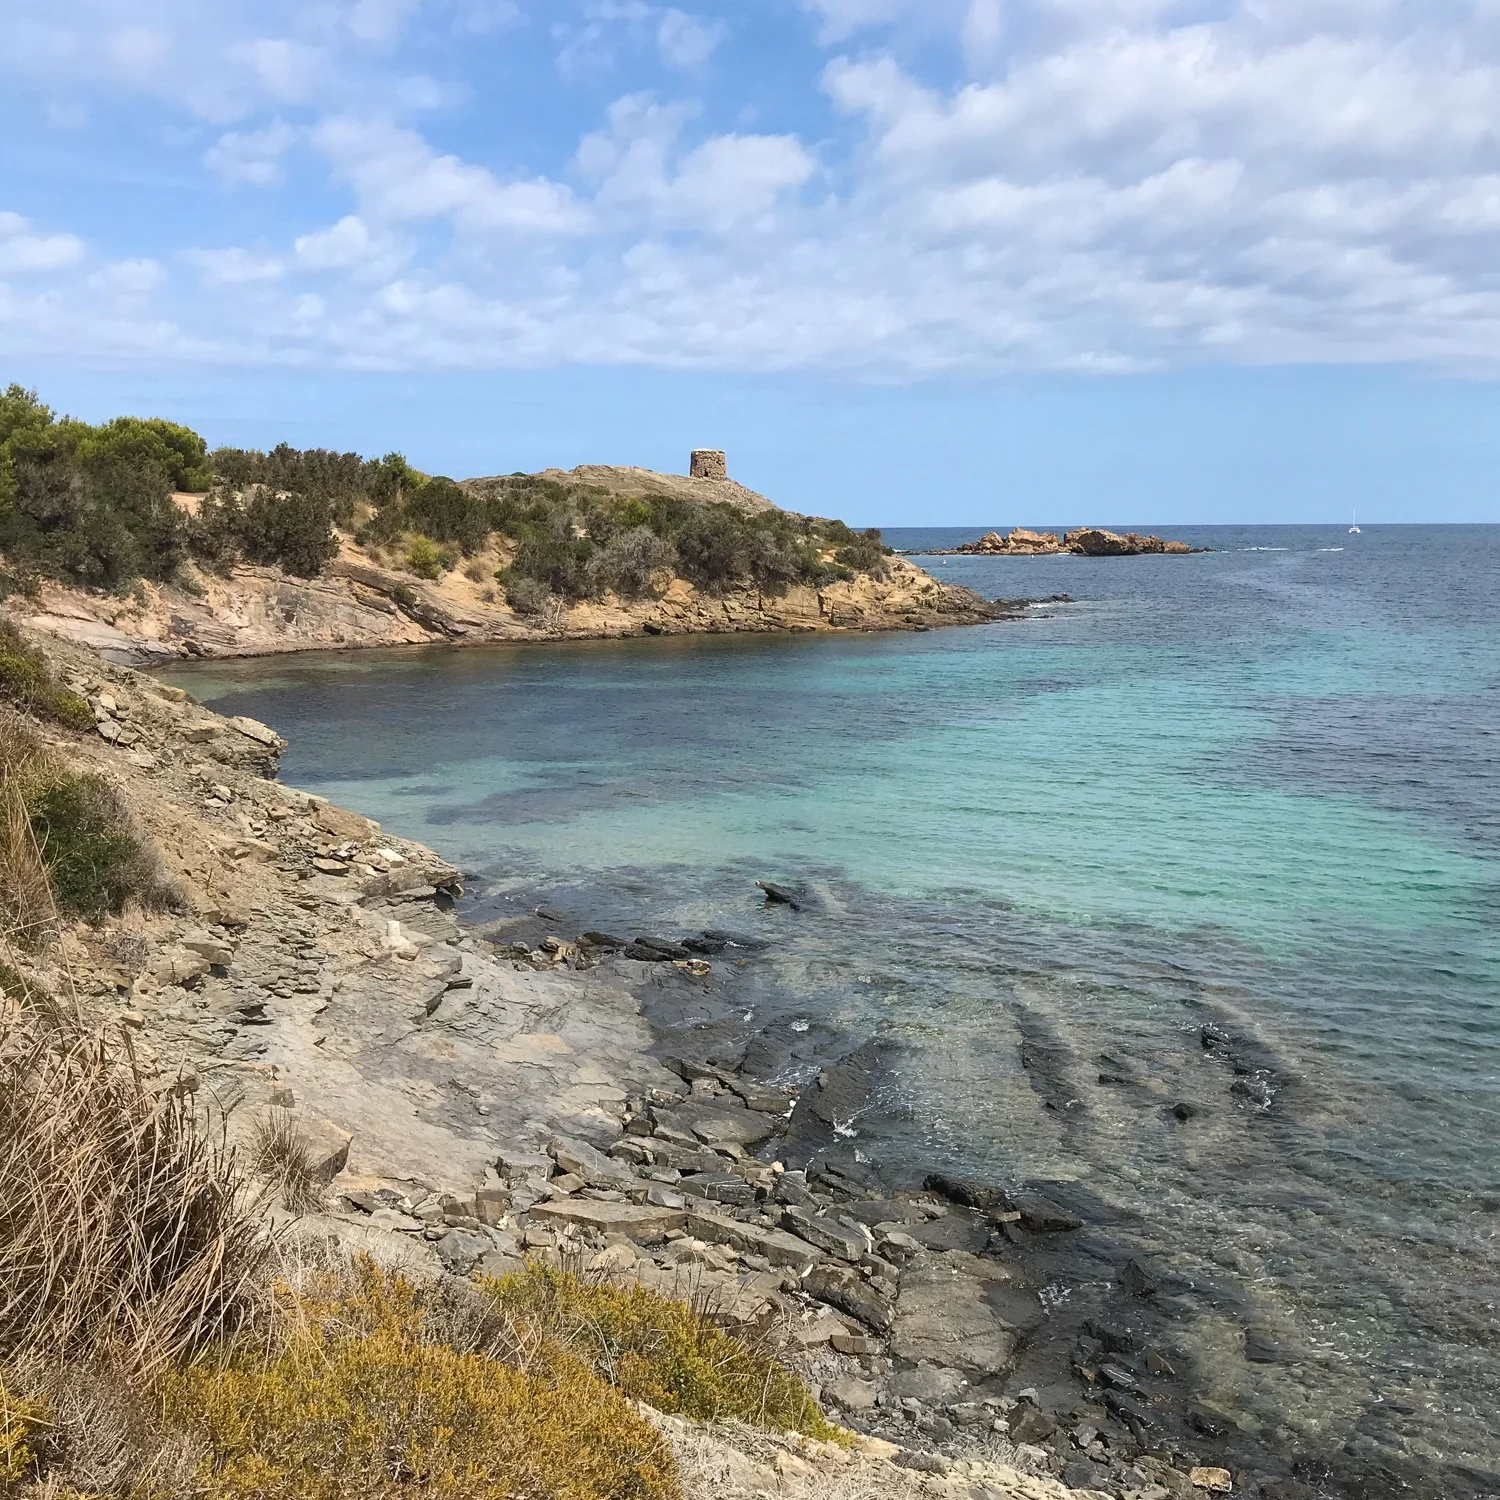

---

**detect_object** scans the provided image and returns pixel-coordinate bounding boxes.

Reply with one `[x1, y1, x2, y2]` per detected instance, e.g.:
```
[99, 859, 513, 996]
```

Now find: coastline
[4, 542, 1014, 669]
[7, 625, 1452, 1500]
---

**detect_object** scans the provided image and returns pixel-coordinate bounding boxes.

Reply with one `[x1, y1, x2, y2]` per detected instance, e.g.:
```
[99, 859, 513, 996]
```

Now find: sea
[164, 524, 1500, 1493]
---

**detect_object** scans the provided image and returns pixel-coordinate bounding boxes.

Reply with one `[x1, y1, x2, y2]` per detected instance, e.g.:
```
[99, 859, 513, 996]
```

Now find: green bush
[0, 622, 94, 731]
[162, 1263, 680, 1500]
[190, 486, 340, 579]
[502, 575, 556, 617]
[405, 534, 453, 580]
[26, 774, 175, 920]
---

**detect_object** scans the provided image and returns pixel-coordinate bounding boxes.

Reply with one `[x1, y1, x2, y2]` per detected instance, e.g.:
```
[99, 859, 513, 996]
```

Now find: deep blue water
[166, 524, 1500, 1484]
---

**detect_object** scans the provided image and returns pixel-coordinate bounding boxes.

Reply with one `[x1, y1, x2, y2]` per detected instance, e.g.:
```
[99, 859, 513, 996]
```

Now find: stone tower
[690, 449, 727, 480]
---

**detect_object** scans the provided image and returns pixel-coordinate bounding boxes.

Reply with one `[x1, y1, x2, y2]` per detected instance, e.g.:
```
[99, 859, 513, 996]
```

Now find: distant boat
[1349, 511, 1361, 535]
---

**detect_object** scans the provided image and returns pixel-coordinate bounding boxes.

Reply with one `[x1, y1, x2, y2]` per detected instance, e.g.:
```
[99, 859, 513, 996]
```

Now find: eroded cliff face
[5, 538, 1008, 667]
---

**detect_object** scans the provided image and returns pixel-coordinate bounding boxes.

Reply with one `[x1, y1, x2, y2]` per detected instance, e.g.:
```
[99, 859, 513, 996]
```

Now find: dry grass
[482, 1262, 836, 1439]
[162, 1260, 680, 1500]
[0, 1008, 270, 1377]
[0, 718, 58, 949]
[248, 1111, 325, 1214]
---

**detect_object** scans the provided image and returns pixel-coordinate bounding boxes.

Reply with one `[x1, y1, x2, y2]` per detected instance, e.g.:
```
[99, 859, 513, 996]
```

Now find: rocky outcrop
[7, 542, 1009, 668]
[918, 528, 1199, 558]
[1063, 528, 1196, 557]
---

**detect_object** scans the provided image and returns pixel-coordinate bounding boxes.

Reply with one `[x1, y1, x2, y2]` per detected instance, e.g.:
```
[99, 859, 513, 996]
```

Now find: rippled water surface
[167, 525, 1500, 1489]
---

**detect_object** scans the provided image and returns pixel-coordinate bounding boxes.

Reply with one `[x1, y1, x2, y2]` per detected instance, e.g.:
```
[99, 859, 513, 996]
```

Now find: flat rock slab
[683, 1207, 824, 1271]
[527, 1200, 685, 1241]
[890, 1255, 1021, 1376]
[659, 1105, 780, 1149]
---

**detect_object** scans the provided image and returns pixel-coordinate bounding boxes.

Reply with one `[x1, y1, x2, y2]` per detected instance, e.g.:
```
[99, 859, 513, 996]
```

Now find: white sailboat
[1349, 510, 1361, 535]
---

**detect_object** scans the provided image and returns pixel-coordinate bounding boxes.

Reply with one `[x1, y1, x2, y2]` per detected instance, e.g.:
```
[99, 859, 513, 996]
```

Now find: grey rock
[829, 1375, 879, 1412]
[435, 1228, 493, 1273]
[804, 1265, 894, 1334]
[888, 1363, 969, 1405]
[549, 1135, 639, 1190]
[782, 1205, 868, 1261]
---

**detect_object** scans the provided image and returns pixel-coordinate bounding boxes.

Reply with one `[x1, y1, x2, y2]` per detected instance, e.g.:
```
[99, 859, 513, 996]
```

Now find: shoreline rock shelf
[913, 528, 1201, 557]
[3, 623, 1452, 1500]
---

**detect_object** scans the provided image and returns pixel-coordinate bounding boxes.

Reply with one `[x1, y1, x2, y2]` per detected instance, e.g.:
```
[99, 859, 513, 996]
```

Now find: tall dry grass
[0, 717, 57, 949]
[0, 1008, 270, 1377]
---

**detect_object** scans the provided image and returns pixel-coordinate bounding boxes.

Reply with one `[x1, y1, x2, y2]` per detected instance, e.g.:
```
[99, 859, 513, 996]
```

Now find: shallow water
[167, 524, 1500, 1491]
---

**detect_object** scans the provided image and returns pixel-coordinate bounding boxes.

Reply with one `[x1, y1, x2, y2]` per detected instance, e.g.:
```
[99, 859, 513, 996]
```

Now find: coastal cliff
[7, 525, 1007, 668]
[4, 617, 1328, 1500]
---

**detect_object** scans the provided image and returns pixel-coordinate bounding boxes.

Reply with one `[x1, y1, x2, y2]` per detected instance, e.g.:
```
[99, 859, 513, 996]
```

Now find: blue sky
[3, 0, 1500, 524]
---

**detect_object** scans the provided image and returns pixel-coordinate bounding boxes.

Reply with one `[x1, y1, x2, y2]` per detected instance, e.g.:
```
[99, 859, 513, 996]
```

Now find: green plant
[483, 1263, 835, 1439]
[0, 623, 94, 731]
[404, 535, 450, 580]
[163, 1262, 679, 1500]
[0, 1381, 52, 1484]
[26, 774, 175, 921]
[501, 575, 555, 618]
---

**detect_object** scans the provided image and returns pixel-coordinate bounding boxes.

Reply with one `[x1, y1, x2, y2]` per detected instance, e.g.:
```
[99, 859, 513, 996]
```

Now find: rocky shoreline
[908, 529, 1201, 558]
[8, 629, 1463, 1500]
[7, 543, 1016, 671]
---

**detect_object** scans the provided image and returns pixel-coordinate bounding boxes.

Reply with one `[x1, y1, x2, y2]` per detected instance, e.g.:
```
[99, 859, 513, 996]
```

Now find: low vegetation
[0, 382, 892, 614]
[0, 620, 94, 731]
[0, 700, 177, 936]
[485, 1262, 835, 1439]
[0, 650, 836, 1494]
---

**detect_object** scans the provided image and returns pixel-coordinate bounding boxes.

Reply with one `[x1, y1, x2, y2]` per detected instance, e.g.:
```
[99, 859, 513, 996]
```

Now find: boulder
[804, 1265, 894, 1333]
[226, 714, 286, 748]
[526, 1200, 685, 1241]
[781, 1206, 868, 1262]
[548, 1135, 638, 1190]
[682, 1206, 824, 1271]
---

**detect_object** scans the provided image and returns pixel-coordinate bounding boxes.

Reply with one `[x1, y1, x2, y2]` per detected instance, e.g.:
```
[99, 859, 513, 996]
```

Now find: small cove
[165, 523, 1500, 1492]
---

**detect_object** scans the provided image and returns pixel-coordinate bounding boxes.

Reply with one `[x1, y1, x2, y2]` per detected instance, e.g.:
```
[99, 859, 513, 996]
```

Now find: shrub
[483, 1263, 835, 1439]
[191, 486, 340, 579]
[587, 527, 676, 599]
[163, 1262, 679, 1500]
[0, 622, 95, 731]
[25, 773, 175, 921]
[405, 477, 492, 554]
[405, 534, 452, 580]
[502, 575, 555, 618]
[0, 1381, 51, 1484]
[0, 1010, 269, 1374]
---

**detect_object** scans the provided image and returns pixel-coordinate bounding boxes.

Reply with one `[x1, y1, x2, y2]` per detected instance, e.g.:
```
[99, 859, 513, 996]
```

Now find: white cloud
[187, 246, 286, 284]
[204, 121, 298, 185]
[315, 116, 588, 234]
[6, 0, 1500, 376]
[88, 257, 164, 298]
[0, 212, 85, 273]
[656, 9, 726, 70]
[581, 95, 815, 232]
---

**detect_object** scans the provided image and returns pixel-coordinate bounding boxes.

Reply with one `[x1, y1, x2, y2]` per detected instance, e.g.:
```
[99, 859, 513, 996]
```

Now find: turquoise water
[168, 525, 1500, 1490]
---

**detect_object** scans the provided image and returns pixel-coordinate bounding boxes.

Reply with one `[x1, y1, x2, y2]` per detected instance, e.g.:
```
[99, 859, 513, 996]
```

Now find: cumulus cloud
[6, 0, 1500, 374]
[204, 120, 298, 185]
[0, 212, 85, 274]
[315, 116, 588, 234]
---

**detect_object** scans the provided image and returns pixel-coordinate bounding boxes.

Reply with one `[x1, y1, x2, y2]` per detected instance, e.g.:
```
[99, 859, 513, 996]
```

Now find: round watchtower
[690, 449, 728, 480]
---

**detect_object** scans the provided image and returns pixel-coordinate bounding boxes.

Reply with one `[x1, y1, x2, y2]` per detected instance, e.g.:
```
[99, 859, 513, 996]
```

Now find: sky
[3, 0, 1500, 524]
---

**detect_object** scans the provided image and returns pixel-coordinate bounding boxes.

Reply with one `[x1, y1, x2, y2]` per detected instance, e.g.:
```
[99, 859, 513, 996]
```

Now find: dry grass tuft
[248, 1112, 325, 1214]
[162, 1259, 680, 1500]
[0, 1009, 270, 1376]
[0, 718, 58, 948]
[482, 1262, 837, 1440]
